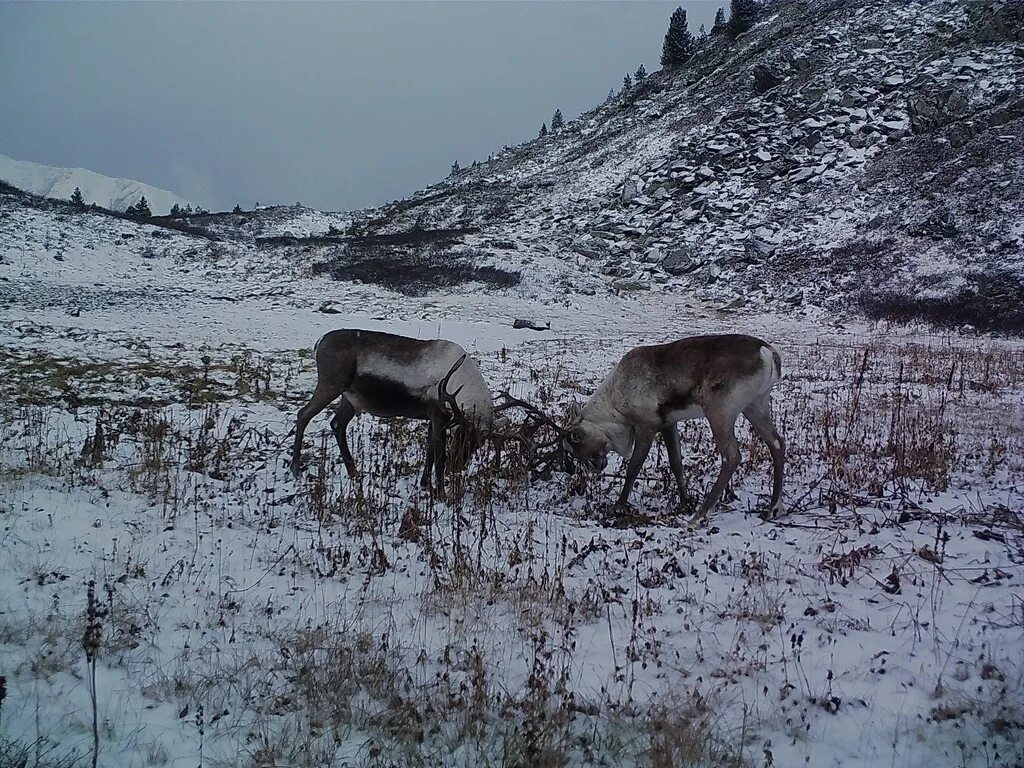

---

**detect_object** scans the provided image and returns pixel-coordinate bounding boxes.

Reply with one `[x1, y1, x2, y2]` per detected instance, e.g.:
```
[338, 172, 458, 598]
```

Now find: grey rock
[661, 247, 701, 275]
[613, 278, 650, 291]
[907, 88, 969, 133]
[789, 167, 815, 183]
[989, 97, 1024, 127]
[513, 318, 551, 331]
[753, 64, 785, 95]
[743, 236, 777, 259]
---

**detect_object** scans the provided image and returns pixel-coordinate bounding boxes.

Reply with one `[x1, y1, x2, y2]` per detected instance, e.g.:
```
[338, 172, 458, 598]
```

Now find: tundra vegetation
[1, 333, 1022, 767]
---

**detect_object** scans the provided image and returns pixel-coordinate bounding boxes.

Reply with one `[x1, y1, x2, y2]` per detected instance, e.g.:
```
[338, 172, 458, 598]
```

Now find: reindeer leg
[421, 421, 435, 489]
[329, 399, 358, 477]
[743, 395, 785, 519]
[291, 382, 342, 476]
[696, 409, 742, 519]
[660, 425, 694, 511]
[616, 430, 655, 507]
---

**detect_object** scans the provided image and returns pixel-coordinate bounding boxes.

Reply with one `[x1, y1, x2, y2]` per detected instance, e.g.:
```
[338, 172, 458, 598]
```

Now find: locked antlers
[493, 391, 573, 478]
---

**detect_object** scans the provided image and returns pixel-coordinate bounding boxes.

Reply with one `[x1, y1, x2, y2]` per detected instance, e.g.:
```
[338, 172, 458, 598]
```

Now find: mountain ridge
[0, 152, 193, 215]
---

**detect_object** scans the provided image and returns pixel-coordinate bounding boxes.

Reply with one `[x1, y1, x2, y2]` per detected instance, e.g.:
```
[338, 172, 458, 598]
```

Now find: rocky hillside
[304, 0, 1024, 332]
[5, 0, 1021, 332]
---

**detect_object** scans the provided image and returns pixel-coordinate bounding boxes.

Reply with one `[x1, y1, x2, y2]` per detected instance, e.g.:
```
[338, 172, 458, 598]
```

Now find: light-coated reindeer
[562, 334, 785, 519]
[290, 329, 495, 490]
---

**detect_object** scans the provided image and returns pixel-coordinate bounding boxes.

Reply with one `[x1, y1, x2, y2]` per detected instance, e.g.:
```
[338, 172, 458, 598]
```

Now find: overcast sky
[0, 2, 723, 213]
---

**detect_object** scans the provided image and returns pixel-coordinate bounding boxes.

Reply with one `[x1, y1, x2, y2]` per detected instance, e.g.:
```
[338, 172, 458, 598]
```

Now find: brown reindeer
[562, 334, 785, 519]
[290, 329, 496, 489]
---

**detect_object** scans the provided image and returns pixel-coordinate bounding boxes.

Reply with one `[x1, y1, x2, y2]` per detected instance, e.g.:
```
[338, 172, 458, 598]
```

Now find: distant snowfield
[1, 201, 1022, 768]
[0, 153, 193, 215]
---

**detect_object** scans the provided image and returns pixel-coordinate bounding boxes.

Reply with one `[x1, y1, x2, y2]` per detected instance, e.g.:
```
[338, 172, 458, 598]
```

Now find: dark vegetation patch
[0, 185, 217, 240]
[311, 246, 520, 296]
[107, 209, 218, 240]
[257, 227, 477, 249]
[859, 270, 1024, 335]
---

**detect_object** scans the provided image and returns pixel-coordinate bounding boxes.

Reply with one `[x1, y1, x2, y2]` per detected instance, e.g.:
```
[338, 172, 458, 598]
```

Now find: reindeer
[562, 334, 785, 519]
[290, 329, 496, 490]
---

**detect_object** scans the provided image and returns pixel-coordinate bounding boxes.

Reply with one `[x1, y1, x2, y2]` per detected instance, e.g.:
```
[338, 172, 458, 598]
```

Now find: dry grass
[1, 335, 1022, 766]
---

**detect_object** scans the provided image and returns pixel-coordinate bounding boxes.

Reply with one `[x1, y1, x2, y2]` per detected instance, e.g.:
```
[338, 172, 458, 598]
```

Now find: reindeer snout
[587, 454, 607, 473]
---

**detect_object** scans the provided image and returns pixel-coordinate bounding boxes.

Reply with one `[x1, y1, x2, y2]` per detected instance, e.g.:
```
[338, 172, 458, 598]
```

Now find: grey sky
[0, 2, 723, 213]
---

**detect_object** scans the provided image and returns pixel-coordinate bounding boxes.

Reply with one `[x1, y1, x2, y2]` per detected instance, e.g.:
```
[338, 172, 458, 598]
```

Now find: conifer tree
[661, 6, 695, 69]
[622, 73, 633, 91]
[728, 0, 759, 37]
[550, 109, 564, 132]
[170, 203, 181, 216]
[712, 7, 727, 34]
[698, 22, 708, 40]
[539, 123, 548, 137]
[134, 196, 152, 218]
[634, 64, 647, 82]
[70, 187, 85, 207]
[233, 203, 243, 213]
[451, 160, 461, 175]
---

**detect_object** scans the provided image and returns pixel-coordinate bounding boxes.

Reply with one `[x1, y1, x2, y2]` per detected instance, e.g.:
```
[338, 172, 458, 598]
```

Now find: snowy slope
[260, 0, 1020, 330]
[0, 152, 193, 215]
[1, 188, 1022, 768]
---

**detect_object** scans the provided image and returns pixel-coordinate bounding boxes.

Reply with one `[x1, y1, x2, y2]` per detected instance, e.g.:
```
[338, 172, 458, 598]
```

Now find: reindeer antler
[492, 390, 574, 478]
[495, 391, 565, 434]
[438, 354, 467, 425]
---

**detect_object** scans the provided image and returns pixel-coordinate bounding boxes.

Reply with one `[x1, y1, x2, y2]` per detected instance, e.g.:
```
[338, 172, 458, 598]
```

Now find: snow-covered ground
[1, 200, 1022, 768]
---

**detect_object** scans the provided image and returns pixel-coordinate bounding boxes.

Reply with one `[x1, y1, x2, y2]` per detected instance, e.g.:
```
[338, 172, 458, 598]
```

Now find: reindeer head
[562, 403, 610, 473]
[438, 355, 484, 470]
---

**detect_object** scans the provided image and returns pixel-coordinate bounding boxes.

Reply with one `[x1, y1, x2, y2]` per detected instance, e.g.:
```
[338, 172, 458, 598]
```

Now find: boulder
[753, 64, 785, 95]
[513, 318, 551, 331]
[613, 278, 650, 291]
[743, 236, 777, 260]
[790, 167, 815, 183]
[661, 247, 701, 275]
[907, 88, 969, 133]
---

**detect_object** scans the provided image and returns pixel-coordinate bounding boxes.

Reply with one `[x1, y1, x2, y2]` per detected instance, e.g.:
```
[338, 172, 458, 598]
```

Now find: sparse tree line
[69, 186, 155, 217]
[447, 2, 761, 179]
[170, 202, 211, 217]
[542, 3, 761, 139]
[68, 187, 219, 218]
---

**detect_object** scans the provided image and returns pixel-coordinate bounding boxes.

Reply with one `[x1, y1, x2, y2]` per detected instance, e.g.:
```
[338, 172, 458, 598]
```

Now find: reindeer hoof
[760, 502, 785, 521]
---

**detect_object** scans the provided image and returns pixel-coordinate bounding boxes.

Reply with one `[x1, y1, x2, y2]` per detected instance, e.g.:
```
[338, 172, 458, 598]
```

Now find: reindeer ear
[565, 402, 583, 423]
